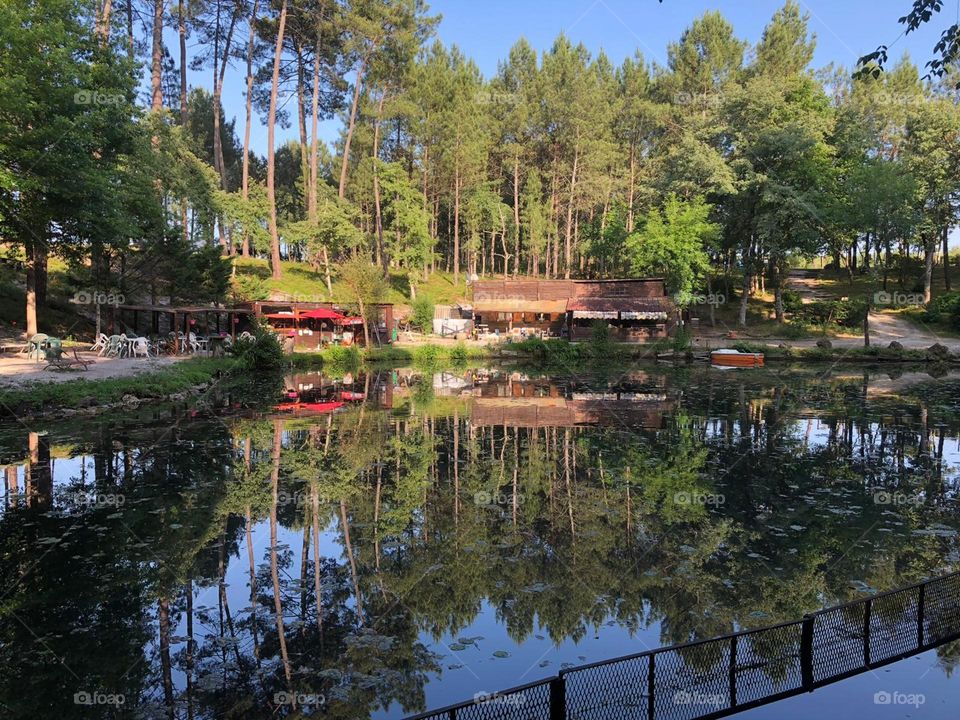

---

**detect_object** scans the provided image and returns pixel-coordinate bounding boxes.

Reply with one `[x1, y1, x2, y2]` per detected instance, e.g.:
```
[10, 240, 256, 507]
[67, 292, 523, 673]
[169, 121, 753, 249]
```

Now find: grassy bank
[0, 357, 236, 416]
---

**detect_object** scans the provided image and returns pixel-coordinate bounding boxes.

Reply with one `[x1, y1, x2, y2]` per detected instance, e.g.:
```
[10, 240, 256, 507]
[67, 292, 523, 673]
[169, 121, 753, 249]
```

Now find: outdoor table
[26, 333, 49, 362]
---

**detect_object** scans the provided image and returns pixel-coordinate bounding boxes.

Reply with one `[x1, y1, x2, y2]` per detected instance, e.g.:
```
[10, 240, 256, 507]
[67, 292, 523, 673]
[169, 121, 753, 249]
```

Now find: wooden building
[471, 278, 675, 341]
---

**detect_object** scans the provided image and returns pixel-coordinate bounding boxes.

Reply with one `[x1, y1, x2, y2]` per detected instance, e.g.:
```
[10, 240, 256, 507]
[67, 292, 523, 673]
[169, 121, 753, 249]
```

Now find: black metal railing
[403, 570, 960, 720]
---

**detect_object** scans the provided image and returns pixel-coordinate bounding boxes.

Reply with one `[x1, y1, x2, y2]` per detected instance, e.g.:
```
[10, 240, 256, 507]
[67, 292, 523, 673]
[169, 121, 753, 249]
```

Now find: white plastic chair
[130, 337, 150, 358]
[91, 333, 109, 355]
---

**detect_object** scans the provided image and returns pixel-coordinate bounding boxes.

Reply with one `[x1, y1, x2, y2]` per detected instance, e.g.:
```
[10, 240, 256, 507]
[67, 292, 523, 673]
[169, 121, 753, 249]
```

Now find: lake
[1, 362, 959, 719]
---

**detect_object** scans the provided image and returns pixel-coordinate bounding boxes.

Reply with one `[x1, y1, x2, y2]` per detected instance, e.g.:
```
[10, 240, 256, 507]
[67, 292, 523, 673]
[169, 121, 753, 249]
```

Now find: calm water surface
[1, 363, 960, 719]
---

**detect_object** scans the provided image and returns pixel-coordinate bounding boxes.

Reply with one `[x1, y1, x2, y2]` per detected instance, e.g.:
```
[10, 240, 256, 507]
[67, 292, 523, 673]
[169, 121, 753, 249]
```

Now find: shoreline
[4, 339, 960, 420]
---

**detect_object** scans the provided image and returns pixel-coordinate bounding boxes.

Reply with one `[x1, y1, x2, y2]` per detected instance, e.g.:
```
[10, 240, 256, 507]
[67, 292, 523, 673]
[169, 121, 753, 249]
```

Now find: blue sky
[200, 0, 953, 157]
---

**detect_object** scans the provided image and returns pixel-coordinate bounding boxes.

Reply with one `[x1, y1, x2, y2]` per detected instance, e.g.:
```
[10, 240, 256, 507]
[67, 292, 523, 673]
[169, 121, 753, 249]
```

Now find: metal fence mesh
[733, 621, 804, 706]
[409, 681, 551, 720]
[810, 604, 867, 683]
[869, 587, 919, 663]
[651, 639, 731, 720]
[925, 573, 960, 645]
[565, 656, 649, 720]
[404, 573, 960, 720]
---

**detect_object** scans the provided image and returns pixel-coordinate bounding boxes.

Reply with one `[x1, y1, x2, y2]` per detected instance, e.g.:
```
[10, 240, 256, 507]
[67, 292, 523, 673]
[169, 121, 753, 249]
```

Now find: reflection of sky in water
[3, 367, 960, 719]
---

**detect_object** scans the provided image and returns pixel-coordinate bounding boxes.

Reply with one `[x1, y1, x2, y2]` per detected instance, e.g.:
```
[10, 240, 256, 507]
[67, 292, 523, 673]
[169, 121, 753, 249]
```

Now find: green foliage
[410, 297, 434, 333]
[781, 289, 804, 314]
[924, 292, 960, 326]
[229, 323, 284, 371]
[793, 299, 867, 328]
[588, 321, 612, 356]
[322, 344, 362, 372]
[627, 195, 717, 299]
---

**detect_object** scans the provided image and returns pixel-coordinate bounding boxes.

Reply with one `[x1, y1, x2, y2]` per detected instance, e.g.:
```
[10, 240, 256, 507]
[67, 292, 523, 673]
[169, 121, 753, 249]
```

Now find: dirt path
[688, 269, 960, 351]
[0, 353, 186, 389]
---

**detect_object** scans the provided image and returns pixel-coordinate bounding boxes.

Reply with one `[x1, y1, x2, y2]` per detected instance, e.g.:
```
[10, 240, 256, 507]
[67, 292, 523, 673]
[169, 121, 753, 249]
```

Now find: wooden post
[172, 312, 179, 354]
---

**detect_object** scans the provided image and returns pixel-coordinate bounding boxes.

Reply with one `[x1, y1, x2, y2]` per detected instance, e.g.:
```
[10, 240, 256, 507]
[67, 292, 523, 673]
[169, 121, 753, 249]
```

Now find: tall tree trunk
[372, 92, 388, 277]
[96, 0, 113, 45]
[924, 232, 936, 304]
[627, 140, 636, 232]
[25, 239, 40, 337]
[296, 44, 310, 205]
[564, 139, 579, 279]
[943, 225, 951, 292]
[125, 0, 134, 59]
[308, 37, 321, 222]
[453, 161, 461, 286]
[513, 153, 521, 278]
[338, 56, 368, 198]
[150, 0, 164, 111]
[266, 0, 288, 281]
[178, 0, 189, 244]
[738, 240, 751, 329]
[240, 0, 259, 257]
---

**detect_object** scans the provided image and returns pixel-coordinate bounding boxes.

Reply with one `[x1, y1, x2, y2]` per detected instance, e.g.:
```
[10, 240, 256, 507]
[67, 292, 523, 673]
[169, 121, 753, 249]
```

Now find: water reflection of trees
[0, 369, 959, 717]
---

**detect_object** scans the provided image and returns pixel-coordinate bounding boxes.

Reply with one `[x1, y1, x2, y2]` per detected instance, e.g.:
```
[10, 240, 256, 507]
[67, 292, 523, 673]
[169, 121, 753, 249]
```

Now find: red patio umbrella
[299, 308, 345, 320]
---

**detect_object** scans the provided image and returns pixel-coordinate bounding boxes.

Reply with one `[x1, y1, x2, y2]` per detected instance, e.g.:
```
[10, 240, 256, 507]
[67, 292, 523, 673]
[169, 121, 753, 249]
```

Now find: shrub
[672, 325, 691, 351]
[229, 323, 284, 370]
[324, 344, 361, 369]
[410, 297, 434, 333]
[449, 342, 468, 363]
[412, 344, 444, 368]
[922, 292, 960, 325]
[780, 288, 803, 314]
[589, 321, 612, 355]
[793, 299, 866, 328]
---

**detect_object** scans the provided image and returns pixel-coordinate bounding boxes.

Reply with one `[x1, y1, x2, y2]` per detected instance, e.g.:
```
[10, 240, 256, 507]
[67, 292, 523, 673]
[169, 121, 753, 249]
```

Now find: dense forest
[2, 0, 960, 336]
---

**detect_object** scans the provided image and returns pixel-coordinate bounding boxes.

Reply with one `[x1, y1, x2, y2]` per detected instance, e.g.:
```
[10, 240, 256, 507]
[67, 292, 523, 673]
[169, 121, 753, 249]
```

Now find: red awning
[300, 308, 345, 320]
[264, 312, 296, 320]
[341, 316, 364, 325]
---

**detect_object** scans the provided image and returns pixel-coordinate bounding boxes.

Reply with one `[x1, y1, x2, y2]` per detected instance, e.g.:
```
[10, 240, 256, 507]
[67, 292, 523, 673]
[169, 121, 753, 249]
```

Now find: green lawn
[231, 257, 469, 307]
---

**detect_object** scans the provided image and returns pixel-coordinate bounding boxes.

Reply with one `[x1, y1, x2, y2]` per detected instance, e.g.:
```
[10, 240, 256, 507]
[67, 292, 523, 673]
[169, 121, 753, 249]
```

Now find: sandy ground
[0, 352, 187, 389]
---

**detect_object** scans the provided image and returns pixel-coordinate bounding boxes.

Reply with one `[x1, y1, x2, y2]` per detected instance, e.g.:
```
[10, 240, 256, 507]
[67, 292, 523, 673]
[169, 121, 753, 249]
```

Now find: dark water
[1, 363, 960, 719]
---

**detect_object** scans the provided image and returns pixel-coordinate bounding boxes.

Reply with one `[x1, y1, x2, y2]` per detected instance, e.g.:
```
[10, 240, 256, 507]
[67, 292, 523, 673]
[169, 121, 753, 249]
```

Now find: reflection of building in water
[466, 373, 674, 428]
[273, 371, 394, 416]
